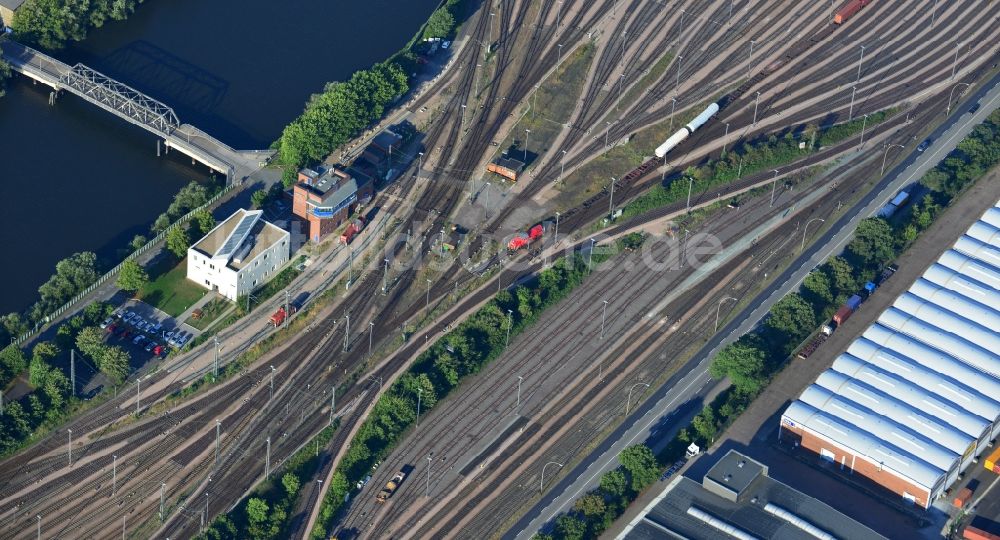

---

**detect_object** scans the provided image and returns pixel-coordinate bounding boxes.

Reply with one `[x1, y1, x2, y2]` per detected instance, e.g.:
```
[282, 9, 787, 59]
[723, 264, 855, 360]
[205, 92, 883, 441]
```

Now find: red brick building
[292, 166, 373, 243]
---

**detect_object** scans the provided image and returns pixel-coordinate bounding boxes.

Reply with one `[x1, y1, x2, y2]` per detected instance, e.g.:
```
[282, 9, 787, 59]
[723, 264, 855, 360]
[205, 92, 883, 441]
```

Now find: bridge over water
[1, 40, 273, 181]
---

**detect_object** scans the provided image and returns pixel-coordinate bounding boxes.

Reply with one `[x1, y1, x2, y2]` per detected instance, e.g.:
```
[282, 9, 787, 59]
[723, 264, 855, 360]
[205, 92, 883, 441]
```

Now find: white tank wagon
[654, 102, 721, 158]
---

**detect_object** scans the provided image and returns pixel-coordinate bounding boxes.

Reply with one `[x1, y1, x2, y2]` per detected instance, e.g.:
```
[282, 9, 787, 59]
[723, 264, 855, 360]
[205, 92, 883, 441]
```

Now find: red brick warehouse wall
[780, 421, 932, 508]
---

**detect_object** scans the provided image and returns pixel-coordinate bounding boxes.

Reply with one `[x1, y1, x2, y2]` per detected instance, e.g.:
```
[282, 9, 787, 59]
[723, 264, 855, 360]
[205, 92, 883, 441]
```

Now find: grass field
[138, 257, 206, 317]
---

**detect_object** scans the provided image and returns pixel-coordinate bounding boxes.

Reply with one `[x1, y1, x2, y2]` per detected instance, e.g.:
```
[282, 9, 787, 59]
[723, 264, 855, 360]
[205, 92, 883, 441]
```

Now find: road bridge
[1, 39, 273, 181]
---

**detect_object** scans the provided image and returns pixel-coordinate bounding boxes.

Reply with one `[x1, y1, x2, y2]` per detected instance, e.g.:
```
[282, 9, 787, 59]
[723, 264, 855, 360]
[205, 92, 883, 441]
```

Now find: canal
[0, 0, 439, 314]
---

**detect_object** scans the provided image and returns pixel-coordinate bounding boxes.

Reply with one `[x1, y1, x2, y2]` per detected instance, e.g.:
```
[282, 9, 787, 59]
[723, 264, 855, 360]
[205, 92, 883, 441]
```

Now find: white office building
[187, 209, 290, 301]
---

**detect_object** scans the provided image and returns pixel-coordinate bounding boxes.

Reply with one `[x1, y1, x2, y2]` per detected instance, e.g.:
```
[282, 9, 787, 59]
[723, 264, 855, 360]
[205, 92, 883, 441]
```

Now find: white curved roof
[938, 249, 1000, 290]
[783, 401, 944, 490]
[878, 308, 1000, 370]
[966, 221, 1000, 246]
[982, 207, 1000, 229]
[847, 338, 1000, 419]
[829, 355, 989, 439]
[954, 236, 1000, 270]
[911, 278, 1000, 320]
[938, 250, 1000, 290]
[919, 268, 999, 315]
[895, 292, 1000, 337]
[863, 323, 1000, 385]
[813, 370, 974, 456]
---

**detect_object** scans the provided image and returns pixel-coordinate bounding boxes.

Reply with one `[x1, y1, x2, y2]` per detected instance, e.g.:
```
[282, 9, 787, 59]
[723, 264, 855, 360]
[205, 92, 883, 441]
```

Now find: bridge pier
[48, 91, 57, 106]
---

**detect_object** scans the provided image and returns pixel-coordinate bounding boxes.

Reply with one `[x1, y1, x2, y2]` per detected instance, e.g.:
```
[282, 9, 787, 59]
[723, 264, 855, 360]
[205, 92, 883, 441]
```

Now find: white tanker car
[654, 102, 720, 158]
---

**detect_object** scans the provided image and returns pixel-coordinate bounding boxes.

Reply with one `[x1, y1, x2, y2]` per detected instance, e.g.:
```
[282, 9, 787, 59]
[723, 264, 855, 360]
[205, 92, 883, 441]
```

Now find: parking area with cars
[100, 300, 202, 360]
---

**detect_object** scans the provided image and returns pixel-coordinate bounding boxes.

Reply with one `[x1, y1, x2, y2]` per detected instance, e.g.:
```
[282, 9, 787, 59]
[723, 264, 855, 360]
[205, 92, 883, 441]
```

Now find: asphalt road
[508, 64, 1000, 540]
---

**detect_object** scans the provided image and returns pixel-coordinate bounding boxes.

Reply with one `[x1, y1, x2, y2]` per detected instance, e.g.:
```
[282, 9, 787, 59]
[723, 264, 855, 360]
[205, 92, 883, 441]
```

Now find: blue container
[846, 294, 863, 311]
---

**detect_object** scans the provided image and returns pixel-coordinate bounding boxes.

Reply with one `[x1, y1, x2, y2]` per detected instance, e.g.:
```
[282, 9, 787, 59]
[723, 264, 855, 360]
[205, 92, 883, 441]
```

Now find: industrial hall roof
[782, 200, 1000, 494]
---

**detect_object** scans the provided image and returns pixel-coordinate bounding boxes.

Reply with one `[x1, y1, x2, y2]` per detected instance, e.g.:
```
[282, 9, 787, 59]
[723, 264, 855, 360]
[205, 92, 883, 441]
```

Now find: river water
[0, 0, 438, 314]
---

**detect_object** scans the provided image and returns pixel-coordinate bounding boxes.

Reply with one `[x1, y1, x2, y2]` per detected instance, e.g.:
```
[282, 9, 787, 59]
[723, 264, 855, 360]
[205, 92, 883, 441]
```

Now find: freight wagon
[834, 0, 872, 24]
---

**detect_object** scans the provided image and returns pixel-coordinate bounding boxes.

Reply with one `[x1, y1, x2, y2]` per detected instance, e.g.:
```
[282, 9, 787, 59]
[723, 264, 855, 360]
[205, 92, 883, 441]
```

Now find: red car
[152, 345, 165, 356]
[105, 323, 118, 334]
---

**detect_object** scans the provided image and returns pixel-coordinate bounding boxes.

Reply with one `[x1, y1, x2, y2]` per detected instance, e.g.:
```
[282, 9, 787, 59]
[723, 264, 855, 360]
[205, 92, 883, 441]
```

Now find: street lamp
[540, 461, 564, 492]
[858, 113, 869, 148]
[505, 309, 513, 348]
[881, 144, 905, 175]
[560, 149, 567, 182]
[669, 96, 677, 132]
[746, 40, 756, 77]
[600, 300, 609, 339]
[856, 45, 865, 82]
[426, 278, 432, 314]
[715, 297, 737, 332]
[524, 129, 531, 161]
[848, 85, 857, 121]
[947, 83, 971, 116]
[801, 218, 825, 251]
[626, 383, 650, 415]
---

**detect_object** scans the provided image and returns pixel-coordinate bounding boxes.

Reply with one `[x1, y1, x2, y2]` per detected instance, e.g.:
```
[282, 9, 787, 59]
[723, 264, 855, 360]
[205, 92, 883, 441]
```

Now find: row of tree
[543, 101, 1000, 540]
[0, 301, 115, 456]
[11, 0, 145, 50]
[310, 250, 610, 538]
[274, 61, 409, 180]
[199, 426, 336, 540]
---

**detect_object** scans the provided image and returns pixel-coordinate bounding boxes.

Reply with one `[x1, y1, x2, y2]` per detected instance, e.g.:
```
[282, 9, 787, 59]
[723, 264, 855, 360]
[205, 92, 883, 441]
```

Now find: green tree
[166, 226, 191, 259]
[599, 469, 627, 498]
[423, 8, 456, 39]
[765, 293, 816, 341]
[76, 327, 105, 359]
[554, 514, 586, 540]
[282, 473, 301, 499]
[251, 189, 270, 209]
[130, 234, 148, 251]
[691, 406, 718, 443]
[709, 338, 768, 394]
[0, 59, 10, 98]
[847, 217, 896, 268]
[28, 355, 53, 388]
[97, 346, 130, 385]
[35, 252, 99, 315]
[151, 213, 171, 235]
[246, 497, 270, 539]
[822, 256, 858, 302]
[32, 341, 59, 363]
[573, 493, 606, 518]
[116, 259, 149, 292]
[193, 208, 216, 237]
[0, 346, 28, 382]
[801, 271, 833, 312]
[619, 444, 660, 491]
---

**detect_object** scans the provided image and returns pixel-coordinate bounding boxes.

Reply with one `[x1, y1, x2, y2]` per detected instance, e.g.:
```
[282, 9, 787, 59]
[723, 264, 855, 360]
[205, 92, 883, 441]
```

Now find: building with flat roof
[187, 209, 290, 301]
[781, 201, 1000, 509]
[292, 166, 373, 243]
[619, 450, 884, 540]
[0, 0, 25, 26]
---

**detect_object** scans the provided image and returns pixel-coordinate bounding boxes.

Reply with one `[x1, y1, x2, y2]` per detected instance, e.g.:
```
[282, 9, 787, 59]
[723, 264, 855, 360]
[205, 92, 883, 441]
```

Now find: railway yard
[2, 1, 1000, 539]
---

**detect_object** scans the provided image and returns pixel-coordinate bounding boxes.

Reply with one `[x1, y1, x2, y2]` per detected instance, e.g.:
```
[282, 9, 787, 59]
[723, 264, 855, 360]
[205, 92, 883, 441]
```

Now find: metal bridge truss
[60, 64, 180, 135]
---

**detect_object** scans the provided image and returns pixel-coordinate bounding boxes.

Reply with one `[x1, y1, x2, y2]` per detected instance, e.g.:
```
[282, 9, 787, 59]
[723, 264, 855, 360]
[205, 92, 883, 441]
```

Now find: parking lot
[100, 299, 201, 368]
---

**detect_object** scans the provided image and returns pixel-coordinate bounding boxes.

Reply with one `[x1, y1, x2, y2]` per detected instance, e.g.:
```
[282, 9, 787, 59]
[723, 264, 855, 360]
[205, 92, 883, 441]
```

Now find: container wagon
[376, 471, 407, 503]
[986, 446, 1000, 474]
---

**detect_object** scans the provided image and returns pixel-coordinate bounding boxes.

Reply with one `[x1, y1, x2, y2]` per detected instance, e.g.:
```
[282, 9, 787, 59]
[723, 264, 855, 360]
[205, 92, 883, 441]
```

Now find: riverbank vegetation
[541, 108, 1000, 540]
[12, 0, 146, 50]
[0, 57, 10, 97]
[309, 238, 637, 539]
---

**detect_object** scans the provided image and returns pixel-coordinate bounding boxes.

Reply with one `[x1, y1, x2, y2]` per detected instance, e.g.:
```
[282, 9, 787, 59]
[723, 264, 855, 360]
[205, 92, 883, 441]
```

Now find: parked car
[917, 138, 932, 152]
[123, 311, 136, 321]
[151, 323, 163, 334]
[175, 335, 189, 347]
[442, 40, 451, 49]
[144, 341, 158, 352]
[131, 317, 144, 328]
[99, 317, 114, 329]
[164, 331, 175, 342]
[120, 329, 132, 339]
[106, 323, 118, 334]
[152, 345, 165, 356]
[145, 321, 157, 332]
[132, 335, 147, 345]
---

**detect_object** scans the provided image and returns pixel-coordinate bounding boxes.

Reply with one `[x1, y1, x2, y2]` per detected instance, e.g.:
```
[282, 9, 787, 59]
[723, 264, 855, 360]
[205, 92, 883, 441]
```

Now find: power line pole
[213, 336, 220, 378]
[416, 388, 422, 427]
[70, 349, 75, 396]
[608, 177, 616, 218]
[265, 437, 271, 478]
[159, 482, 165, 521]
[382, 258, 389, 294]
[426, 455, 431, 497]
[505, 310, 513, 348]
[67, 429, 72, 467]
[112, 454, 117, 495]
[269, 365, 275, 402]
[343, 313, 350, 352]
[369, 321, 374, 358]
[135, 379, 140, 415]
[284, 290, 290, 328]
[215, 420, 221, 466]
[330, 385, 336, 425]
[516, 375, 523, 416]
[601, 300, 609, 339]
